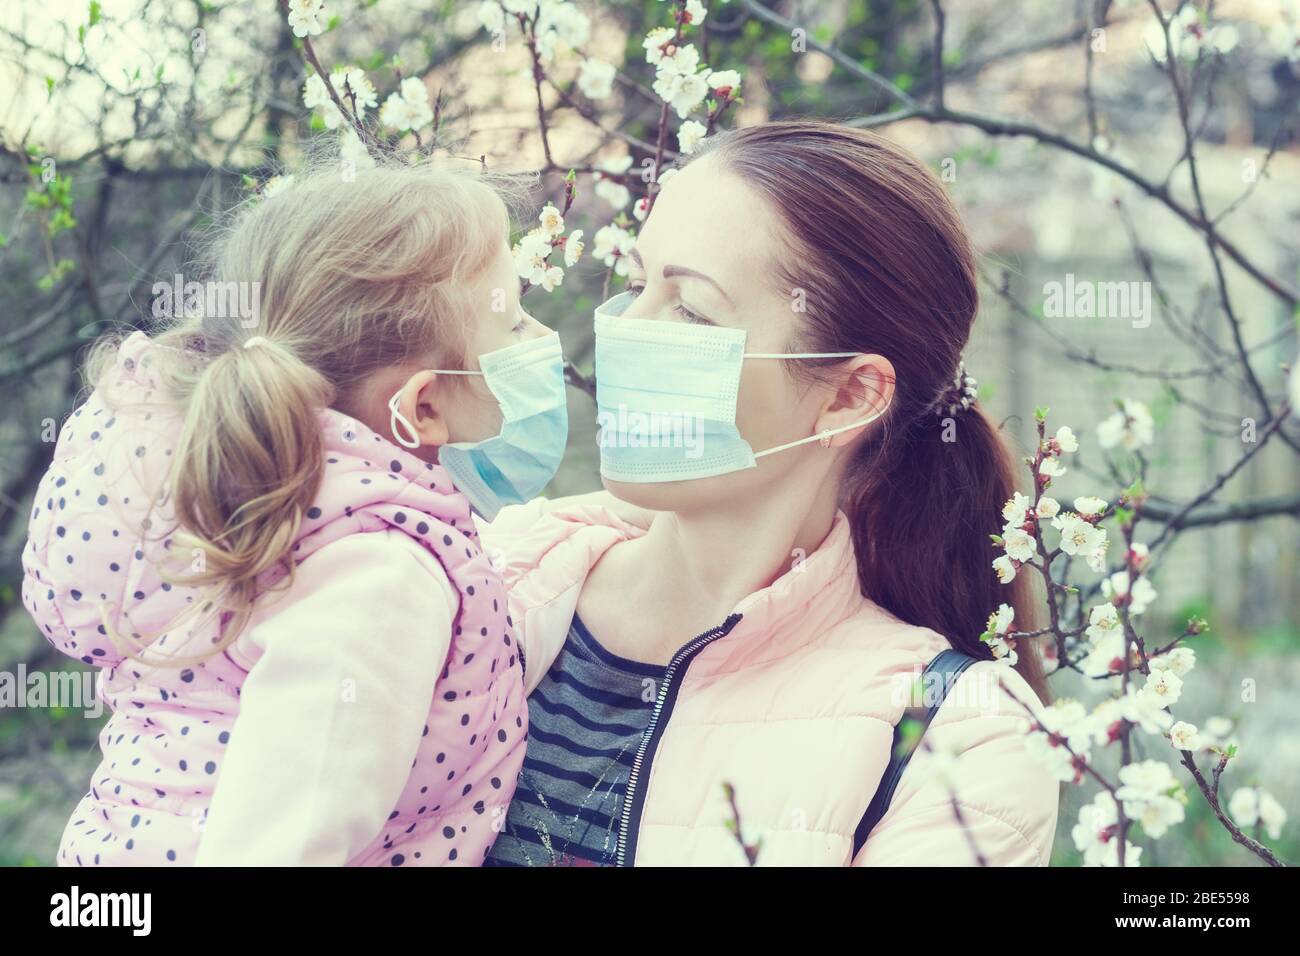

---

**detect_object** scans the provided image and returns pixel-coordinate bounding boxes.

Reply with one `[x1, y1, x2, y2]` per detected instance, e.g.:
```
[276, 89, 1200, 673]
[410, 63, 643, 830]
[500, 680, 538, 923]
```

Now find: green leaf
[88, 0, 101, 27]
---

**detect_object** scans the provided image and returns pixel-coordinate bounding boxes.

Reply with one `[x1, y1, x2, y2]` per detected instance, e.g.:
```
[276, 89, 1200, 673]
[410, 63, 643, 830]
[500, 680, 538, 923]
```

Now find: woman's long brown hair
[690, 120, 1049, 702]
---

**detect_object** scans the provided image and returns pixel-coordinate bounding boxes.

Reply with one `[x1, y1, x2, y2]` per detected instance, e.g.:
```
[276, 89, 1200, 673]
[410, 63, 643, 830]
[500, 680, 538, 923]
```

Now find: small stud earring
[819, 430, 832, 448]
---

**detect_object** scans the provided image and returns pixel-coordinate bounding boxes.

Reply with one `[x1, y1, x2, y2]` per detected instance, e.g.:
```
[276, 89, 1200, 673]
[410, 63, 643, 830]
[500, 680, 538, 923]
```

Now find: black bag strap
[851, 648, 980, 858]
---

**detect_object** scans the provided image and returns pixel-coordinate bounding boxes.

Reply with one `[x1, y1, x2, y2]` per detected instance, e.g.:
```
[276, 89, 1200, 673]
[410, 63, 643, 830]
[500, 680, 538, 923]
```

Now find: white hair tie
[243, 336, 270, 349]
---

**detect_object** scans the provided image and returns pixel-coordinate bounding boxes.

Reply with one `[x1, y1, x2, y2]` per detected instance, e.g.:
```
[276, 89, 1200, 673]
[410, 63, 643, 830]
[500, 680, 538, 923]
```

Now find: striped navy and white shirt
[485, 614, 666, 867]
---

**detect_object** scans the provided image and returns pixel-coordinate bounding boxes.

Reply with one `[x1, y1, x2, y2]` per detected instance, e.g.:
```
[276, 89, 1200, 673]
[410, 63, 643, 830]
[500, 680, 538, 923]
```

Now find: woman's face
[604, 155, 865, 515]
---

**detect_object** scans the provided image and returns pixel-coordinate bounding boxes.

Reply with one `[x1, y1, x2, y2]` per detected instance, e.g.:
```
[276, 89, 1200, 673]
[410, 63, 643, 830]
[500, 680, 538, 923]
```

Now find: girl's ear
[814, 353, 896, 447]
[393, 370, 451, 448]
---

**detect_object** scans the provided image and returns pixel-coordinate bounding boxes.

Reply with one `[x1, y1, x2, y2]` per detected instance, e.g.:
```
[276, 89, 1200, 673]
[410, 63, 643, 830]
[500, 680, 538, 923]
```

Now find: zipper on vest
[615, 612, 743, 867]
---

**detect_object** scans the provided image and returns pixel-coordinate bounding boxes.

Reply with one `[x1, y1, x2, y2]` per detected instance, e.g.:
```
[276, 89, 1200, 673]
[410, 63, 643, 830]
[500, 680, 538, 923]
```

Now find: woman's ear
[392, 370, 451, 449]
[814, 353, 896, 447]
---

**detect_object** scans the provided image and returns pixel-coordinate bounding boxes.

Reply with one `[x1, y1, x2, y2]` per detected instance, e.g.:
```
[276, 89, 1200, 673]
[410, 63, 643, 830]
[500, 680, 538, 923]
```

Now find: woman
[482, 121, 1059, 866]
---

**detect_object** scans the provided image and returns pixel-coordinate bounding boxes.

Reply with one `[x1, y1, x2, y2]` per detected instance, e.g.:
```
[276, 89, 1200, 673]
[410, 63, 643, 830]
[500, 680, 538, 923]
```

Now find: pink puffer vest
[22, 332, 526, 866]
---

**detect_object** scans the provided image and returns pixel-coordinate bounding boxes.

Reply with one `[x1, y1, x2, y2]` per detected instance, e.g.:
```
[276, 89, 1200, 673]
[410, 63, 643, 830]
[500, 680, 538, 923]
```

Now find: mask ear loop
[745, 351, 886, 458]
[387, 369, 484, 451]
[752, 408, 887, 459]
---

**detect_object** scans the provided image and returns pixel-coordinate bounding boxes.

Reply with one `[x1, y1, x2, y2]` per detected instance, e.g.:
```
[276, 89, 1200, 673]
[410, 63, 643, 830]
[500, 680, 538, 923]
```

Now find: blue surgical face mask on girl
[388, 331, 568, 518]
[593, 291, 885, 483]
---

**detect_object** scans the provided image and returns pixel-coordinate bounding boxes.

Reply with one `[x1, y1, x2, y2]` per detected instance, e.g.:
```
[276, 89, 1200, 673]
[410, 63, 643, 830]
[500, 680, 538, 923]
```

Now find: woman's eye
[626, 283, 645, 298]
[675, 304, 713, 326]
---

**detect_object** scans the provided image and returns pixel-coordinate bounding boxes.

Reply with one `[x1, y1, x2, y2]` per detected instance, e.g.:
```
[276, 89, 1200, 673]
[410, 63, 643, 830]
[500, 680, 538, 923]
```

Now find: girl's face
[603, 156, 887, 515]
[438, 239, 553, 443]
[360, 239, 552, 460]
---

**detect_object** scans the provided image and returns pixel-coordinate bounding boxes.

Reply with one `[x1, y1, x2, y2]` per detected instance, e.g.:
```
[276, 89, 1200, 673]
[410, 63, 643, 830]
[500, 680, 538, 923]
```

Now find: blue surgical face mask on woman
[592, 291, 885, 483]
[388, 331, 568, 518]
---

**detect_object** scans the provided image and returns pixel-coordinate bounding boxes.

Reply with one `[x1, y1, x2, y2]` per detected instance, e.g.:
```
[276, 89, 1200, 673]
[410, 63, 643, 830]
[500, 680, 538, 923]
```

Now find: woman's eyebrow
[628, 248, 734, 307]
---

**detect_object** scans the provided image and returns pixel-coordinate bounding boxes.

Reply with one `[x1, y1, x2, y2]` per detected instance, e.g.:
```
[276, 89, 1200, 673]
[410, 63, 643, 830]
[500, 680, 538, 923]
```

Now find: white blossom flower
[592, 223, 635, 275]
[1150, 646, 1196, 678]
[502, 0, 538, 16]
[1145, 6, 1239, 63]
[563, 229, 584, 267]
[643, 26, 675, 65]
[578, 58, 616, 99]
[1169, 720, 1202, 752]
[992, 554, 1017, 584]
[593, 155, 634, 209]
[1086, 541, 1109, 573]
[707, 69, 741, 94]
[287, 0, 326, 38]
[677, 119, 707, 154]
[1001, 527, 1036, 563]
[1035, 496, 1060, 519]
[1116, 759, 1180, 804]
[658, 41, 701, 76]
[1039, 456, 1066, 478]
[1054, 425, 1079, 453]
[539, 264, 564, 291]
[537, 1, 590, 48]
[985, 634, 1018, 665]
[684, 0, 708, 26]
[1103, 571, 1157, 615]
[332, 68, 377, 116]
[1027, 699, 1090, 782]
[1073, 496, 1107, 517]
[1082, 629, 1127, 678]
[987, 602, 1015, 636]
[1138, 667, 1183, 709]
[513, 230, 554, 284]
[1118, 687, 1176, 736]
[303, 74, 344, 129]
[632, 196, 651, 222]
[380, 77, 434, 132]
[1086, 603, 1120, 640]
[654, 68, 710, 119]
[1053, 513, 1107, 558]
[1228, 787, 1287, 840]
[1097, 399, 1155, 451]
[1002, 491, 1032, 527]
[538, 203, 565, 237]
[1128, 541, 1150, 570]
[1073, 791, 1143, 866]
[1135, 793, 1186, 839]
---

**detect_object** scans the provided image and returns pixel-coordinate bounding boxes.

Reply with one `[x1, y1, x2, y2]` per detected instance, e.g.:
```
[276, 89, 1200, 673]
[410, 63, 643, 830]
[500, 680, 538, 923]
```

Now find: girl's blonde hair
[91, 157, 527, 659]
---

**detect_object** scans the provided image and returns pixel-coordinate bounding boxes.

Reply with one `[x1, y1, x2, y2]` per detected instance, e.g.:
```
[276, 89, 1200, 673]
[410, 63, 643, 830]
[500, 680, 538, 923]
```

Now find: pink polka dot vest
[21, 333, 527, 866]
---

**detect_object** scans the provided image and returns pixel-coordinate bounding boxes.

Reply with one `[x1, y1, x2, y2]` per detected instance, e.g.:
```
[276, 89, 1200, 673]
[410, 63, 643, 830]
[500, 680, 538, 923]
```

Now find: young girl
[21, 160, 567, 866]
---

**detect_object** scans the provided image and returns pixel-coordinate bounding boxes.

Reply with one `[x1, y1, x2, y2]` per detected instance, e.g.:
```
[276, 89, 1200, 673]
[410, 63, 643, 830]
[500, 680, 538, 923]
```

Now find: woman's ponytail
[167, 338, 332, 649]
[846, 407, 1049, 701]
